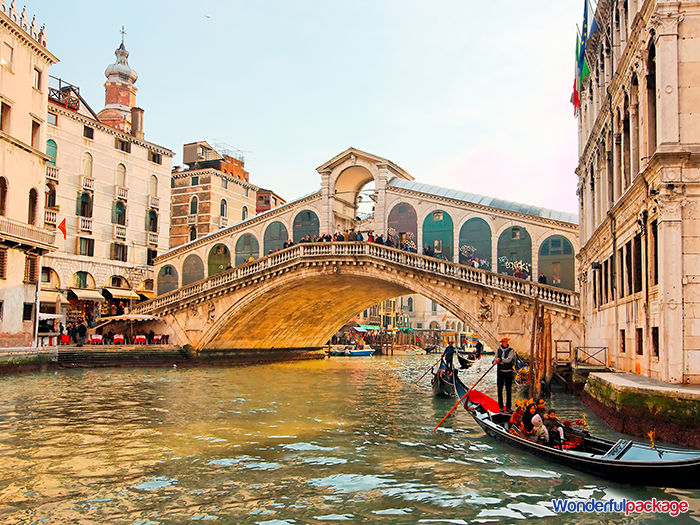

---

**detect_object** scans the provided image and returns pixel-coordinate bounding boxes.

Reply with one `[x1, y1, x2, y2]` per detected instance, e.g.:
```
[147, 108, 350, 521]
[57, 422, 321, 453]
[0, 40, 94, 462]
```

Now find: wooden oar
[433, 361, 496, 432]
[414, 356, 443, 383]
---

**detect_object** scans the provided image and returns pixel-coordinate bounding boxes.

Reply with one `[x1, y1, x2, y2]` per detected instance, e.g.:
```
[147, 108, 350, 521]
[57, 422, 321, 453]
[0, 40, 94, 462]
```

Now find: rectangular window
[23, 256, 38, 284]
[602, 259, 609, 304]
[618, 247, 625, 298]
[417, 323, 423, 329]
[78, 237, 94, 257]
[23, 303, 34, 322]
[83, 125, 94, 139]
[651, 219, 658, 286]
[31, 120, 40, 149]
[48, 112, 58, 126]
[633, 234, 642, 293]
[111, 243, 128, 262]
[431, 301, 437, 312]
[625, 240, 633, 296]
[0, 248, 6, 279]
[592, 267, 598, 308]
[115, 138, 131, 153]
[636, 327, 643, 356]
[148, 151, 162, 164]
[244, 187, 249, 197]
[41, 267, 51, 283]
[191, 176, 199, 186]
[620, 329, 626, 354]
[0, 301, 3, 320]
[2, 43, 13, 70]
[147, 248, 157, 266]
[33, 68, 42, 90]
[651, 326, 659, 358]
[0, 102, 11, 133]
[221, 178, 228, 189]
[511, 228, 520, 240]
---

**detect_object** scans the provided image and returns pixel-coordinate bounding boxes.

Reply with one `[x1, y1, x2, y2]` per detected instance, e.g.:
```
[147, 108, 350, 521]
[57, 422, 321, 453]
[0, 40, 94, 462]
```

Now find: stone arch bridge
[135, 242, 581, 352]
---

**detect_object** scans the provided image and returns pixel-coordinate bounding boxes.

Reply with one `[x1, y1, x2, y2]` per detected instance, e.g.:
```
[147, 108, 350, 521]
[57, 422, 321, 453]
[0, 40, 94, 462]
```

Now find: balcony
[187, 214, 197, 224]
[78, 217, 92, 233]
[148, 195, 160, 209]
[219, 216, 228, 228]
[0, 216, 56, 251]
[113, 224, 127, 239]
[115, 186, 128, 200]
[46, 166, 59, 182]
[44, 209, 57, 227]
[80, 175, 95, 191]
[148, 232, 158, 245]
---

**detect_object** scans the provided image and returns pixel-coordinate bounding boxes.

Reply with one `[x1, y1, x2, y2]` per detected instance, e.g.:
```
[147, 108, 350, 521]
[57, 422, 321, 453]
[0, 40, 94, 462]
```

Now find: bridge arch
[538, 234, 575, 290]
[208, 244, 231, 276]
[387, 202, 418, 249]
[182, 254, 205, 286]
[458, 217, 492, 268]
[293, 210, 320, 242]
[421, 209, 454, 261]
[497, 225, 532, 277]
[263, 221, 289, 254]
[157, 265, 178, 295]
[235, 233, 260, 265]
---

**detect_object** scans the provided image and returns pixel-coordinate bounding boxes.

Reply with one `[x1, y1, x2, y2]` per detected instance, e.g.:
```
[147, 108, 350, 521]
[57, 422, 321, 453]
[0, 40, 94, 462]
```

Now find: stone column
[375, 164, 390, 237]
[630, 103, 640, 179]
[657, 184, 684, 383]
[319, 169, 332, 235]
[651, 5, 682, 145]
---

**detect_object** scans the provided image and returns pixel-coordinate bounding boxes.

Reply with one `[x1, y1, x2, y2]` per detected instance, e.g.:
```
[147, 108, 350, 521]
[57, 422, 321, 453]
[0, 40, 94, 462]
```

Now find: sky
[33, 0, 582, 214]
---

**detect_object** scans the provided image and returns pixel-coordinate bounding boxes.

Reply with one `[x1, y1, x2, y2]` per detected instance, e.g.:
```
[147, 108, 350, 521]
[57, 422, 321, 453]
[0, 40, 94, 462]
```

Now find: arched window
[189, 196, 198, 215]
[235, 233, 259, 265]
[182, 254, 205, 286]
[28, 188, 38, 225]
[82, 152, 93, 178]
[497, 226, 532, 277]
[46, 140, 57, 166]
[387, 203, 418, 250]
[242, 206, 249, 221]
[407, 297, 413, 312]
[157, 265, 178, 296]
[422, 210, 454, 261]
[538, 235, 575, 290]
[148, 210, 158, 232]
[220, 199, 228, 217]
[116, 164, 126, 187]
[75, 271, 89, 289]
[44, 184, 56, 208]
[0, 177, 6, 216]
[263, 221, 288, 254]
[149, 175, 158, 196]
[292, 210, 320, 242]
[113, 201, 127, 225]
[189, 226, 197, 241]
[208, 243, 231, 276]
[459, 217, 492, 268]
[78, 192, 92, 218]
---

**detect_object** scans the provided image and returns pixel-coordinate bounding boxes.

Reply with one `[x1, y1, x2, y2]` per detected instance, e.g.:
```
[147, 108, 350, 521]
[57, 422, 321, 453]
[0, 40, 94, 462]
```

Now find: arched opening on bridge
[182, 254, 205, 286]
[235, 234, 260, 265]
[459, 217, 492, 268]
[538, 235, 575, 290]
[157, 265, 178, 295]
[422, 210, 454, 261]
[208, 244, 231, 276]
[264, 221, 288, 254]
[387, 202, 417, 250]
[293, 210, 319, 242]
[497, 226, 532, 277]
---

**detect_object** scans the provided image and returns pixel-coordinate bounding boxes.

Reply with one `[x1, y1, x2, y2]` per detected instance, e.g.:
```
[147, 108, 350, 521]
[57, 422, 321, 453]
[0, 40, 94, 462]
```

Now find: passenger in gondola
[544, 409, 566, 446]
[442, 342, 456, 371]
[520, 403, 549, 443]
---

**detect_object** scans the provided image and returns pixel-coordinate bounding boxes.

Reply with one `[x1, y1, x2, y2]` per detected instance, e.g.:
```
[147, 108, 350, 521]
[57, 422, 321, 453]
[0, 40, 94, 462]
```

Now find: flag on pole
[578, 0, 598, 80]
[58, 218, 67, 240]
[441, 315, 447, 323]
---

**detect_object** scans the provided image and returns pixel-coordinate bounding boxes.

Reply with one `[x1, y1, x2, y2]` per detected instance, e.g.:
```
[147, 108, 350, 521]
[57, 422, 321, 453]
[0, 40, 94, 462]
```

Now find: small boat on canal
[454, 380, 700, 489]
[431, 359, 456, 397]
[347, 348, 374, 356]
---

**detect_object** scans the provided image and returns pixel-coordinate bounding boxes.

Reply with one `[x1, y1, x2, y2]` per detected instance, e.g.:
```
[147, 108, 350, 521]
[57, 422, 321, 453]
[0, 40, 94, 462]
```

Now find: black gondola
[454, 381, 700, 489]
[424, 345, 437, 354]
[457, 353, 476, 369]
[431, 359, 456, 397]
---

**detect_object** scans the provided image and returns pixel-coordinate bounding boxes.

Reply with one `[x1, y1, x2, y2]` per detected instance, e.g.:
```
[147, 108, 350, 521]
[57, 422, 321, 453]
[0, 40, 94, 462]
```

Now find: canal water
[0, 355, 698, 524]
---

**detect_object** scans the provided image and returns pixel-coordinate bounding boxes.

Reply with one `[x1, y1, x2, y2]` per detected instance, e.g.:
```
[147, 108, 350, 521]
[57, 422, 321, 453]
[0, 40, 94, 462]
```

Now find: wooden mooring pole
[528, 296, 539, 399]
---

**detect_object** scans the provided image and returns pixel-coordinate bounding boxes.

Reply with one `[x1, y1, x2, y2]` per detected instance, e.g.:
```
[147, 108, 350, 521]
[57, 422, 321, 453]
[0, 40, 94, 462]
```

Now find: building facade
[576, 0, 700, 383]
[0, 3, 57, 347]
[41, 40, 173, 326]
[170, 141, 258, 249]
[256, 188, 286, 215]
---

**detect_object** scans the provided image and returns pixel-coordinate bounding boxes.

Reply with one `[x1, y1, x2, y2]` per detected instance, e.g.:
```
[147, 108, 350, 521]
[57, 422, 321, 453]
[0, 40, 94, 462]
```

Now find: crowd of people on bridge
[266, 230, 419, 254]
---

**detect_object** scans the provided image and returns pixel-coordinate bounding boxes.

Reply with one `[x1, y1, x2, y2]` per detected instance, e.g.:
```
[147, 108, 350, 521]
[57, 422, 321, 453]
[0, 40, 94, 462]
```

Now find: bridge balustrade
[137, 242, 579, 314]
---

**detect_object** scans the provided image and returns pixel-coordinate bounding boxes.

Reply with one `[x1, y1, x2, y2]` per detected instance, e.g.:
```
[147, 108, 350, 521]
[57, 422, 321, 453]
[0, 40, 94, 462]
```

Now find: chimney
[130, 107, 144, 140]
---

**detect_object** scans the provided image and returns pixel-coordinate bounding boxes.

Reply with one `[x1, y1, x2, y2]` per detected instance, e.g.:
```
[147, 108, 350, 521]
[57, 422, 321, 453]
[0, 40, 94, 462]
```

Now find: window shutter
[145, 212, 149, 231]
[76, 193, 82, 215]
[110, 242, 115, 260]
[112, 201, 117, 224]
[0, 249, 6, 279]
[88, 239, 94, 257]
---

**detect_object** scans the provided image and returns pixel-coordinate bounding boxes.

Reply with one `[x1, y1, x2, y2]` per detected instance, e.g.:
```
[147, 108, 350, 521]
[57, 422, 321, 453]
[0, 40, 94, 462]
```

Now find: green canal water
[0, 354, 698, 524]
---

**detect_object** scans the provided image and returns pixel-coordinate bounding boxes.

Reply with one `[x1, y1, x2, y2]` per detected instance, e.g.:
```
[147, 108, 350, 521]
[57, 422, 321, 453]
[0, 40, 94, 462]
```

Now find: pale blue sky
[35, 1, 582, 214]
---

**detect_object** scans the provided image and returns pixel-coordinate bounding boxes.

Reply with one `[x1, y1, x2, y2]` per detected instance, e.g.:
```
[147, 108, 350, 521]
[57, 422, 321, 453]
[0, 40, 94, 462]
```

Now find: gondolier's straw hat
[500, 337, 509, 343]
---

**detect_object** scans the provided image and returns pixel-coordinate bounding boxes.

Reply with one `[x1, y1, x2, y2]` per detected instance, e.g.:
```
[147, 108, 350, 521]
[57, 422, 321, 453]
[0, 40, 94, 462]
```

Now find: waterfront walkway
[590, 372, 700, 400]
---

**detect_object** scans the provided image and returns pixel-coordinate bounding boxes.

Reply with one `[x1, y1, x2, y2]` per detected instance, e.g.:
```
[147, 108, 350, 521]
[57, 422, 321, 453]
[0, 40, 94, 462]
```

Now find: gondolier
[493, 337, 514, 412]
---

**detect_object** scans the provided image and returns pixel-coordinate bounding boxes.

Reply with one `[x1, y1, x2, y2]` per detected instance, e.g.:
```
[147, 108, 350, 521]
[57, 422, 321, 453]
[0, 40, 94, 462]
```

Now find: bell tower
[97, 28, 138, 133]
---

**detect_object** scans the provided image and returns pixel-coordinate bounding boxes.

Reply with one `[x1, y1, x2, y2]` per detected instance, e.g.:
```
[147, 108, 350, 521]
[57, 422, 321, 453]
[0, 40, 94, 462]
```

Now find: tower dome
[104, 42, 138, 85]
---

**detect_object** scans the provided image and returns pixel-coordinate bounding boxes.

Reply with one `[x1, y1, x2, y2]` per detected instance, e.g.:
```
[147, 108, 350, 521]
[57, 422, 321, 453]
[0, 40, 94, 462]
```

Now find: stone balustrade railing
[134, 242, 580, 314]
[0, 216, 56, 249]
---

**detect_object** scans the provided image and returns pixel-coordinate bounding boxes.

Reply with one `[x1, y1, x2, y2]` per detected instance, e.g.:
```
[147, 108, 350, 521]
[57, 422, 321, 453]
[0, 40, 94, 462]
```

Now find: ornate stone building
[0, 3, 57, 346]
[576, 0, 700, 383]
[41, 39, 173, 325]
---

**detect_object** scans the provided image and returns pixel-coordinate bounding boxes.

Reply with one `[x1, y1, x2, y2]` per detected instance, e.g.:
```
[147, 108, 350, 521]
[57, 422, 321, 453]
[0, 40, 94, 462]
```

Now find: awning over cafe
[351, 326, 367, 332]
[68, 288, 105, 302]
[40, 290, 69, 305]
[102, 287, 141, 300]
[358, 324, 381, 330]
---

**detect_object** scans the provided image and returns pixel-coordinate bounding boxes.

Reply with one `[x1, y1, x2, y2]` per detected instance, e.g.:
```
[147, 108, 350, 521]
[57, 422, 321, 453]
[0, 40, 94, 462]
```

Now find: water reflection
[0, 356, 697, 523]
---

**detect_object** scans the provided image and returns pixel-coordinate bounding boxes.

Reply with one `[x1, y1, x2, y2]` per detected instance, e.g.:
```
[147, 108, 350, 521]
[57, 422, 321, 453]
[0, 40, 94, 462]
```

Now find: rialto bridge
[143, 148, 581, 351]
